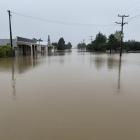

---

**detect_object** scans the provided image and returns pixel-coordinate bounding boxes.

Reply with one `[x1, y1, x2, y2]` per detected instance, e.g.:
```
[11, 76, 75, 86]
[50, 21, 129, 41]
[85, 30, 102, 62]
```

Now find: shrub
[0, 45, 14, 58]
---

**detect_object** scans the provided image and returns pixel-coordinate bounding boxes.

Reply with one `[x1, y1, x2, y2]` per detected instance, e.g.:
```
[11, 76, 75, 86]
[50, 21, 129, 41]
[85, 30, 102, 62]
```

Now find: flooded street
[0, 50, 140, 140]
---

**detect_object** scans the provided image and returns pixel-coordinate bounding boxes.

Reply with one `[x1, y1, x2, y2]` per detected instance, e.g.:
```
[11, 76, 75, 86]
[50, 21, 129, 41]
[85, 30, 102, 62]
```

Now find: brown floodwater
[0, 50, 140, 140]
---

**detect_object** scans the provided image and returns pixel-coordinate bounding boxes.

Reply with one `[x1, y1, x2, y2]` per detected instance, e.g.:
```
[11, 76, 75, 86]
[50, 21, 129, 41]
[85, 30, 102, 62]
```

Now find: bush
[124, 41, 140, 52]
[77, 43, 86, 50]
[0, 45, 14, 58]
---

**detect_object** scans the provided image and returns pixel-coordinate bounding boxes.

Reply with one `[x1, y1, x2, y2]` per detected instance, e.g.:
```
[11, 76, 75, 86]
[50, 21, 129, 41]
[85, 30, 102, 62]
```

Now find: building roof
[17, 37, 37, 43]
[0, 37, 47, 47]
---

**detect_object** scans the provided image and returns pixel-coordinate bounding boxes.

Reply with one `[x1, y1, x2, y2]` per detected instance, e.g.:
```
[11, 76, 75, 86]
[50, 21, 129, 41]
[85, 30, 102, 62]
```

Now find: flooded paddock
[0, 50, 140, 140]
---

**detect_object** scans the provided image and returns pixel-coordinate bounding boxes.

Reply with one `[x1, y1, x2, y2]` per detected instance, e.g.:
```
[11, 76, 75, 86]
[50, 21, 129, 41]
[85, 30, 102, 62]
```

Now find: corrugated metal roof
[17, 37, 37, 43]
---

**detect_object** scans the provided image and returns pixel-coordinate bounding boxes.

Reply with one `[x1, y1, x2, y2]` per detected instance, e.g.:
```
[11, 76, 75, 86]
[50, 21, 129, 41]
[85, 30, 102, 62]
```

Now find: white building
[0, 36, 47, 56]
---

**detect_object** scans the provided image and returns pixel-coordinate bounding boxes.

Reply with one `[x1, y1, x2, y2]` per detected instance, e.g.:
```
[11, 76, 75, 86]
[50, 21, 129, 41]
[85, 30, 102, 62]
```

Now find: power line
[11, 11, 116, 27]
[123, 1, 140, 15]
[123, 1, 140, 22]
[127, 14, 140, 22]
[125, 1, 140, 11]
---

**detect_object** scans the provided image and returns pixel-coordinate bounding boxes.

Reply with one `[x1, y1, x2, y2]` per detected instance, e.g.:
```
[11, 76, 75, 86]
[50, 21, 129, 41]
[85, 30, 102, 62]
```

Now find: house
[0, 36, 47, 56]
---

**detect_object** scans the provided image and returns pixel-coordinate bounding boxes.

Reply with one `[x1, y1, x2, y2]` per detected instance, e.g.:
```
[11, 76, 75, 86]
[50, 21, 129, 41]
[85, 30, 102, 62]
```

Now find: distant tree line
[77, 32, 140, 52]
[124, 41, 140, 52]
[52, 38, 72, 50]
[77, 43, 86, 50]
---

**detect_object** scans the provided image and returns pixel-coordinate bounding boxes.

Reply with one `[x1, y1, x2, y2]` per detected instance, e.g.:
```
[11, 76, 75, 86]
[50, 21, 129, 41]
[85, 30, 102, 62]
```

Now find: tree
[86, 40, 96, 51]
[77, 43, 86, 50]
[94, 32, 107, 44]
[66, 42, 72, 49]
[108, 34, 119, 53]
[57, 38, 65, 50]
[114, 31, 121, 42]
[85, 33, 107, 51]
[94, 32, 107, 51]
[124, 40, 140, 52]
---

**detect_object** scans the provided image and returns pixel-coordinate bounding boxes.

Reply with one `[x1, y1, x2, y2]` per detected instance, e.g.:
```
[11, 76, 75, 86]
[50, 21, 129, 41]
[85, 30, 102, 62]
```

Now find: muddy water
[0, 50, 140, 140]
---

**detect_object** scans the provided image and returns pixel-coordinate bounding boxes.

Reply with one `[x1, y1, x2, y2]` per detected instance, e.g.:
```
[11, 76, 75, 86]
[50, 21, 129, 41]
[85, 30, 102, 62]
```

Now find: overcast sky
[0, 0, 140, 45]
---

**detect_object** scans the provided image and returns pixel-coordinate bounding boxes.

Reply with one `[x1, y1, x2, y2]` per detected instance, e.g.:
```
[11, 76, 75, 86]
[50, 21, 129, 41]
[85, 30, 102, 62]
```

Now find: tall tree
[57, 38, 65, 50]
[108, 34, 119, 53]
[94, 32, 107, 44]
[94, 32, 107, 51]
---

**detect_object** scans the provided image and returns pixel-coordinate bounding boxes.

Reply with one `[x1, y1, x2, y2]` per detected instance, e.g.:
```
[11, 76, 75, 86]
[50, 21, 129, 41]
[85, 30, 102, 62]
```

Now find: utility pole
[8, 10, 13, 48]
[48, 35, 51, 46]
[115, 14, 129, 57]
[89, 36, 94, 42]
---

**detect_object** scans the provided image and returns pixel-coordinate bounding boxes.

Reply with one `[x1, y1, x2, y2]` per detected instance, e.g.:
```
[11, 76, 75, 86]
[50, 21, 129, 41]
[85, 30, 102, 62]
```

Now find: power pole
[8, 10, 13, 48]
[48, 35, 51, 46]
[115, 14, 129, 57]
[89, 36, 94, 42]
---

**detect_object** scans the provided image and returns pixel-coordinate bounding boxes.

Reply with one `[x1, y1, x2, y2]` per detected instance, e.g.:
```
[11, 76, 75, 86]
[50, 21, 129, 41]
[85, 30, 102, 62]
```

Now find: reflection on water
[11, 59, 16, 98]
[89, 53, 123, 93]
[0, 51, 72, 99]
[0, 54, 47, 99]
[1, 51, 123, 99]
[94, 56, 106, 69]
[1, 50, 140, 140]
[118, 55, 122, 93]
[0, 51, 126, 100]
[0, 51, 72, 74]
[0, 56, 43, 74]
[107, 55, 121, 70]
[48, 50, 72, 56]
